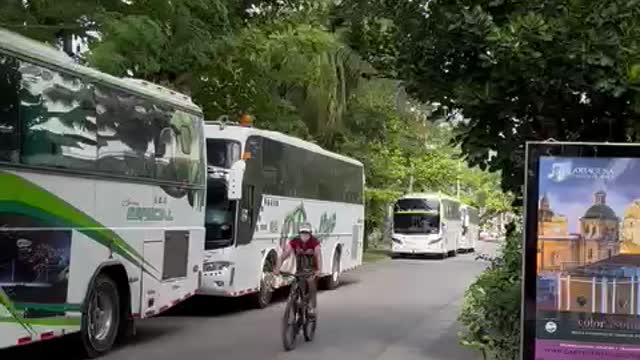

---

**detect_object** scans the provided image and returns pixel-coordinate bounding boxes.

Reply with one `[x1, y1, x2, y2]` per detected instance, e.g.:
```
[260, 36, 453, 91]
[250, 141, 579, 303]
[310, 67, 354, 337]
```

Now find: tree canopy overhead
[340, 0, 640, 201]
[1, 0, 515, 244]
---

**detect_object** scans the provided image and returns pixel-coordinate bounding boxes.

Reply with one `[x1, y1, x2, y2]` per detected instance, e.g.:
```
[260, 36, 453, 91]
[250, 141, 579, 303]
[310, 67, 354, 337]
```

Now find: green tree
[459, 226, 522, 360]
[87, 0, 231, 92]
[194, 20, 373, 147]
[342, 0, 640, 201]
[0, 0, 126, 54]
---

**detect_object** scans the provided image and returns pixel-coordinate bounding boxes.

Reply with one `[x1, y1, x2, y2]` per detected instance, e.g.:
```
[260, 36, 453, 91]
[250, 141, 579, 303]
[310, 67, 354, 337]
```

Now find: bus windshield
[207, 139, 241, 169]
[205, 180, 236, 250]
[393, 212, 440, 235]
[394, 198, 440, 212]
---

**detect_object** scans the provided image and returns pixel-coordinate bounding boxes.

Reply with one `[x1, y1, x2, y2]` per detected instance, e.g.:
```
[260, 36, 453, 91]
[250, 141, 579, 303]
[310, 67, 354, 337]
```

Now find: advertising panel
[523, 142, 640, 360]
[0, 214, 71, 306]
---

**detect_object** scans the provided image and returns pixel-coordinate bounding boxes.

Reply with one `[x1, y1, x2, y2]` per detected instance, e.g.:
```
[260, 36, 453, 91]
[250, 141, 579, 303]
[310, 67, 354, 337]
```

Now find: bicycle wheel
[282, 290, 299, 351]
[303, 306, 316, 342]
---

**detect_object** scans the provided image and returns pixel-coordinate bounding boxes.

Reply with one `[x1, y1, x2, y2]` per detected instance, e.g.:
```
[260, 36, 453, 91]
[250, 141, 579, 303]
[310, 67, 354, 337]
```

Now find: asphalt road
[3, 241, 498, 360]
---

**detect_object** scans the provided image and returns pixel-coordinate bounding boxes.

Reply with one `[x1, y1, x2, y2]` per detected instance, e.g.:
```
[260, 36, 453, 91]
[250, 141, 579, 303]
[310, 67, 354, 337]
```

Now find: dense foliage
[333, 1, 640, 357]
[3, 2, 559, 359]
[459, 224, 522, 360]
[1, 0, 512, 246]
[338, 0, 640, 203]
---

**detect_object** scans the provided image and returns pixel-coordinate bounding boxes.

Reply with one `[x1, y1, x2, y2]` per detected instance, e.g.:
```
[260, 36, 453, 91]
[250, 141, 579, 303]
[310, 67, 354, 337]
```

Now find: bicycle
[280, 270, 317, 351]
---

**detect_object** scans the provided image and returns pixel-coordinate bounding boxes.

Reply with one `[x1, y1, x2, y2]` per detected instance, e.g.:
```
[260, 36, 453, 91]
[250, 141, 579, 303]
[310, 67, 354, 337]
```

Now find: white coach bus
[0, 29, 206, 356]
[390, 193, 461, 258]
[199, 118, 365, 308]
[459, 204, 479, 253]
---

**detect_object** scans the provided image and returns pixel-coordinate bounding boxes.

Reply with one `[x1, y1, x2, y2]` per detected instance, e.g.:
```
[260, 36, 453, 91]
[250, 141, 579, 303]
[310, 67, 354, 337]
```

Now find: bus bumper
[199, 264, 235, 296]
[391, 237, 446, 255]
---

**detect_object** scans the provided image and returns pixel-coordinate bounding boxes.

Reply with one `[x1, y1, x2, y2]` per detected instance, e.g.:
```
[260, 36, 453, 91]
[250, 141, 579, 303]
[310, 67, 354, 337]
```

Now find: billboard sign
[522, 142, 640, 359]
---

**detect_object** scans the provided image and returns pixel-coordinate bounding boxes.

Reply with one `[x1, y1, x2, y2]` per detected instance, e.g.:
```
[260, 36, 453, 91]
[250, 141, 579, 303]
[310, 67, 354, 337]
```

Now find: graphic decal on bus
[317, 212, 337, 241]
[278, 203, 337, 248]
[0, 215, 71, 306]
[122, 198, 175, 222]
[0, 287, 35, 336]
[279, 204, 307, 248]
[0, 172, 159, 278]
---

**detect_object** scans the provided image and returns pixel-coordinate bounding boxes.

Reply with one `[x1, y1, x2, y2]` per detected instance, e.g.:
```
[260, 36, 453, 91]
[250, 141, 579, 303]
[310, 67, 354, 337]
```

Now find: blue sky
[539, 157, 640, 233]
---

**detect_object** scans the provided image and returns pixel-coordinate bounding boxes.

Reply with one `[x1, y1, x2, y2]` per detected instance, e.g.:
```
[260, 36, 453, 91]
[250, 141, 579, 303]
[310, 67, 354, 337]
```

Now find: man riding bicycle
[275, 222, 322, 316]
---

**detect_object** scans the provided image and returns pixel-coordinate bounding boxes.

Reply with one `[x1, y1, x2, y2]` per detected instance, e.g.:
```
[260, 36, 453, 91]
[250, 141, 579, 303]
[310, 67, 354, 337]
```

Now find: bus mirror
[227, 160, 246, 200]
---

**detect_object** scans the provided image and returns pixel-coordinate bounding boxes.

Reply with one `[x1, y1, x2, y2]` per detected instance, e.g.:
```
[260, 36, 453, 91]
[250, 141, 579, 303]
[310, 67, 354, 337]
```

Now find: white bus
[459, 205, 479, 253]
[390, 193, 461, 258]
[0, 29, 206, 356]
[199, 119, 365, 308]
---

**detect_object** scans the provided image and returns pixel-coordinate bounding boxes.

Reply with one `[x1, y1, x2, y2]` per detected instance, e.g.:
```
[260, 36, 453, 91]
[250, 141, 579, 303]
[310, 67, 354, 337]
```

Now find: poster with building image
[533, 154, 640, 359]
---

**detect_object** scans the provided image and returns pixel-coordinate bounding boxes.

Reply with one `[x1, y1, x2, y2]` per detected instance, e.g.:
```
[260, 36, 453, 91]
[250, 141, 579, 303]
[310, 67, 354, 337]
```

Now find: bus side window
[0, 55, 20, 163]
[243, 184, 255, 226]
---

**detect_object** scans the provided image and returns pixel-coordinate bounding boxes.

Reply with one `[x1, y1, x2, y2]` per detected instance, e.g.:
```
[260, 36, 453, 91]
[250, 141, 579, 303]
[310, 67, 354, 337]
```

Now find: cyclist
[275, 222, 322, 317]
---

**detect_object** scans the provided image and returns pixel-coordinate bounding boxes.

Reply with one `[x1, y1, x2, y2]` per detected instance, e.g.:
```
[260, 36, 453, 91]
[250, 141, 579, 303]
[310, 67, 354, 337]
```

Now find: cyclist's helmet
[299, 222, 313, 234]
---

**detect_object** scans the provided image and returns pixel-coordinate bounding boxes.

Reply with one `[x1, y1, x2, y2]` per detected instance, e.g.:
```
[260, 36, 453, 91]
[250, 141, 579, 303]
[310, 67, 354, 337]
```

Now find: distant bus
[199, 119, 365, 308]
[459, 205, 479, 253]
[390, 193, 461, 258]
[0, 29, 206, 356]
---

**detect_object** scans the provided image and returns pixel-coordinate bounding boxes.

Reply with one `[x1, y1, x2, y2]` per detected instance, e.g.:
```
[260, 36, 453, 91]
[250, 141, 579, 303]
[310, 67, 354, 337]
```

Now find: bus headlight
[391, 238, 403, 245]
[203, 261, 232, 272]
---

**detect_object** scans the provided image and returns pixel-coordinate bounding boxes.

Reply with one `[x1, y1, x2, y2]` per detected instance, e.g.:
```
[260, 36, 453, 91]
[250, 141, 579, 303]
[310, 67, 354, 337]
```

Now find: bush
[458, 223, 522, 360]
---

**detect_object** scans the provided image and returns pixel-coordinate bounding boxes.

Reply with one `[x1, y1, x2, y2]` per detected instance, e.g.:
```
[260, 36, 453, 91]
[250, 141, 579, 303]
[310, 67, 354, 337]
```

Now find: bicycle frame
[282, 272, 314, 313]
[281, 271, 317, 351]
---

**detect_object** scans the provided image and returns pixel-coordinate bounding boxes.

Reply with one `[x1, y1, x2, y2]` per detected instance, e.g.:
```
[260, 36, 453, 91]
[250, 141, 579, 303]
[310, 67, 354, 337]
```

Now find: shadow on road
[0, 276, 363, 359]
[0, 335, 85, 360]
[420, 322, 482, 360]
[165, 277, 361, 317]
[0, 324, 182, 360]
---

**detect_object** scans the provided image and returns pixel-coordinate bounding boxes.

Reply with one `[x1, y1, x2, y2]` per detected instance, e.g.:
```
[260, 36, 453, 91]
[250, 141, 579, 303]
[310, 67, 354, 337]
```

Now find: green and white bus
[0, 29, 206, 356]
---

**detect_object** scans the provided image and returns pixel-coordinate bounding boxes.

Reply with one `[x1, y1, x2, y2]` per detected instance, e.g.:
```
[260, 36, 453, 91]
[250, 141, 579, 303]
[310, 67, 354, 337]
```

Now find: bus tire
[81, 274, 121, 358]
[253, 254, 276, 309]
[323, 250, 341, 290]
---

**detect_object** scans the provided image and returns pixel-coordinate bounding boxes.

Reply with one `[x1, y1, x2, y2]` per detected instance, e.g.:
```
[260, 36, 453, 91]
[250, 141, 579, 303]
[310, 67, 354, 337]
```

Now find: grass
[363, 248, 391, 263]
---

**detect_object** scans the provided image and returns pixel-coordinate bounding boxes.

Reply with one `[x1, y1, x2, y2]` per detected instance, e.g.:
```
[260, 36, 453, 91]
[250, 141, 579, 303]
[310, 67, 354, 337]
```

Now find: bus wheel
[253, 260, 274, 309]
[81, 274, 121, 358]
[324, 251, 341, 290]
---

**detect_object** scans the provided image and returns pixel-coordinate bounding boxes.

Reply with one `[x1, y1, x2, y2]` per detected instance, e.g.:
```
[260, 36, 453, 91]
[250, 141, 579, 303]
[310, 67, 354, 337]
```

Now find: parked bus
[459, 204, 479, 253]
[199, 118, 365, 308]
[0, 29, 206, 356]
[390, 193, 461, 258]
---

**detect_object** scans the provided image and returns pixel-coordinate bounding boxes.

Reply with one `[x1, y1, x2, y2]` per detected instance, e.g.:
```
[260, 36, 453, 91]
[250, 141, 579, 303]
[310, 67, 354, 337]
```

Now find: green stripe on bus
[0, 200, 151, 277]
[14, 303, 82, 313]
[0, 171, 159, 278]
[0, 288, 35, 335]
[0, 316, 81, 327]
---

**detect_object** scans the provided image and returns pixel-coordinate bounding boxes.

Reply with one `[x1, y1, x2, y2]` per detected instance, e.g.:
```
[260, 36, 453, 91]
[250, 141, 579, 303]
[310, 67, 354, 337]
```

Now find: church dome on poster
[583, 204, 617, 220]
[624, 200, 640, 219]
